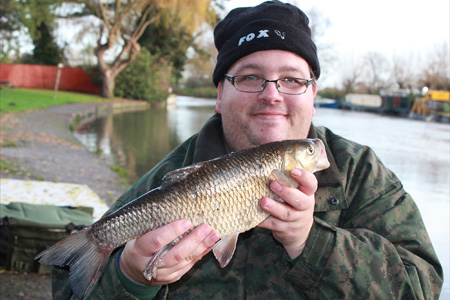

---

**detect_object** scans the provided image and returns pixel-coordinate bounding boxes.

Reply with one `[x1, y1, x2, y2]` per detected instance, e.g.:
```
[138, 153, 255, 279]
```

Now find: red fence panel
[0, 63, 101, 94]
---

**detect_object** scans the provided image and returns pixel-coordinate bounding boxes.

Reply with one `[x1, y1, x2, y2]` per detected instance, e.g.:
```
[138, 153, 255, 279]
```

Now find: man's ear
[312, 82, 318, 98]
[216, 81, 223, 114]
[312, 83, 318, 116]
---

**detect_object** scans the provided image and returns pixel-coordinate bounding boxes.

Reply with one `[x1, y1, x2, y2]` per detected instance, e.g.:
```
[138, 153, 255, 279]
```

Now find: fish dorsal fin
[213, 232, 239, 268]
[161, 162, 205, 189]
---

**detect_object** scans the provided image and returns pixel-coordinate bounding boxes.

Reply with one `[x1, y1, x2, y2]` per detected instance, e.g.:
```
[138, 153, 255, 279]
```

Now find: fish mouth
[315, 139, 331, 169]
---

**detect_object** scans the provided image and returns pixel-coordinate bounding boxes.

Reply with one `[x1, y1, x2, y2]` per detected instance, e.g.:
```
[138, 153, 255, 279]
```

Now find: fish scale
[35, 138, 330, 300]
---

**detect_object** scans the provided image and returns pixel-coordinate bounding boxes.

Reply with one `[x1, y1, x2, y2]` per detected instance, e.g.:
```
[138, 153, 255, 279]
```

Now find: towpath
[0, 101, 136, 299]
[1, 102, 133, 203]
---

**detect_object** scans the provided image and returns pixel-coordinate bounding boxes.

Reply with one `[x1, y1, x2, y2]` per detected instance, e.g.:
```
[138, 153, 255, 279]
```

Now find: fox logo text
[238, 29, 285, 46]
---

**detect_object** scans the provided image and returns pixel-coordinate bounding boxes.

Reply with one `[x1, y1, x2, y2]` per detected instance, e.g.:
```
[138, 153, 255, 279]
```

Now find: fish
[35, 138, 330, 299]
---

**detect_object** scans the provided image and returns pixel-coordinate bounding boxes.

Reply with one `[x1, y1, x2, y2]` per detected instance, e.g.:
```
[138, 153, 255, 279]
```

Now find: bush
[115, 48, 170, 102]
[173, 87, 217, 98]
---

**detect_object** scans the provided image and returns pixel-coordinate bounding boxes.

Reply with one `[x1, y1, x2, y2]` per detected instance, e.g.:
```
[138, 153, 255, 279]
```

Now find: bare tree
[338, 54, 365, 94]
[392, 52, 416, 89]
[361, 51, 393, 94]
[69, 0, 217, 98]
[285, 2, 335, 85]
[418, 43, 449, 90]
[304, 6, 336, 84]
[184, 31, 217, 88]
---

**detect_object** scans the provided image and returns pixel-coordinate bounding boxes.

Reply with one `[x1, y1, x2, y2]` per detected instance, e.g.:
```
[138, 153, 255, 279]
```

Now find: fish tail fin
[35, 227, 112, 300]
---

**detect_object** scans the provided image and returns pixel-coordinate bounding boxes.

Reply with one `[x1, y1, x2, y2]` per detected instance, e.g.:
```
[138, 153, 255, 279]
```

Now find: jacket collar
[307, 125, 348, 212]
[192, 114, 227, 164]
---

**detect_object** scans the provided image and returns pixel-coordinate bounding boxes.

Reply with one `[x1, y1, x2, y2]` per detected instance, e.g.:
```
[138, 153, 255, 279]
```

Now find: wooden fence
[0, 63, 101, 94]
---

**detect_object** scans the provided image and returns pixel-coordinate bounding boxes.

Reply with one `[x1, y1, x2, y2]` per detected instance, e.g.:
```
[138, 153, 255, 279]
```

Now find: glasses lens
[229, 75, 310, 94]
[277, 78, 308, 94]
[234, 76, 265, 92]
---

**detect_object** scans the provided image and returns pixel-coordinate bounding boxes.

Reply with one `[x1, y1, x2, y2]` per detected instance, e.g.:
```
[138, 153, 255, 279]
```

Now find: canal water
[75, 96, 449, 298]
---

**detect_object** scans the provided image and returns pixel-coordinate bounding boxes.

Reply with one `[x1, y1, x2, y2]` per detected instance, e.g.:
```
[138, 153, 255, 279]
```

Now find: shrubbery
[173, 87, 217, 99]
[114, 48, 170, 102]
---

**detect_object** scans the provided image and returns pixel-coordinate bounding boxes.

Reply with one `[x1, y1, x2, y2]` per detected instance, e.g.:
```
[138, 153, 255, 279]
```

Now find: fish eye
[306, 145, 315, 155]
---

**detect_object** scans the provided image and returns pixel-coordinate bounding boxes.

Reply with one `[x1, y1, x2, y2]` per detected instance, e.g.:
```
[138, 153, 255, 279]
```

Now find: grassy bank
[0, 88, 108, 114]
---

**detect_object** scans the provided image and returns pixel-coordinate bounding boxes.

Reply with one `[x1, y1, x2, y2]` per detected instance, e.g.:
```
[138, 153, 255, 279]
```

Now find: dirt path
[0, 102, 135, 299]
[1, 102, 130, 203]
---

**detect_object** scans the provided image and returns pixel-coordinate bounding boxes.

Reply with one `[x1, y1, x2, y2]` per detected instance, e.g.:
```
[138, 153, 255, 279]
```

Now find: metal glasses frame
[224, 74, 314, 95]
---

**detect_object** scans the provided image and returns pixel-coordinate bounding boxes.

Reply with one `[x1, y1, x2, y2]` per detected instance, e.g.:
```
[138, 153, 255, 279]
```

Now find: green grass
[0, 88, 109, 114]
[110, 165, 131, 186]
[0, 161, 15, 172]
[0, 158, 45, 180]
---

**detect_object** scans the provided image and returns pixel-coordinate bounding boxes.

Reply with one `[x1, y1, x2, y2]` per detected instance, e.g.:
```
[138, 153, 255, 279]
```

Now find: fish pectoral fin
[268, 169, 299, 189]
[143, 232, 188, 281]
[143, 243, 173, 281]
[212, 232, 239, 268]
[161, 163, 206, 189]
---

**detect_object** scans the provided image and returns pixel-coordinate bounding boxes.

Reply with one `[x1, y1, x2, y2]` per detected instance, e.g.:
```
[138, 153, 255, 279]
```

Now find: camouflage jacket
[52, 114, 443, 299]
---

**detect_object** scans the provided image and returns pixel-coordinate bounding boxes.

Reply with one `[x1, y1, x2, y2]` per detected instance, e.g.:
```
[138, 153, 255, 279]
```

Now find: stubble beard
[222, 116, 292, 153]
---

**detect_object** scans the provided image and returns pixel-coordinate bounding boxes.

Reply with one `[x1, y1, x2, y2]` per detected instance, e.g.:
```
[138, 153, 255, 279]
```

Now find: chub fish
[35, 138, 330, 299]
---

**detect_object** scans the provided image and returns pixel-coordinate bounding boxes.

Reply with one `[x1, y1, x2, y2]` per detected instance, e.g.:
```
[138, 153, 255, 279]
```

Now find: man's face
[216, 50, 318, 152]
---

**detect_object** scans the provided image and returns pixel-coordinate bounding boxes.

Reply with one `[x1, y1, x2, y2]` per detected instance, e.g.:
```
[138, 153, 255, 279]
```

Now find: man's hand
[119, 220, 220, 286]
[258, 168, 317, 259]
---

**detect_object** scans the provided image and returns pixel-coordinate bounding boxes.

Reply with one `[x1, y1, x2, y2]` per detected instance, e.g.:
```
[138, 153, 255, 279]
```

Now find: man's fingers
[267, 169, 317, 211]
[291, 168, 318, 196]
[260, 197, 298, 222]
[160, 224, 220, 268]
[147, 226, 220, 285]
[135, 219, 193, 255]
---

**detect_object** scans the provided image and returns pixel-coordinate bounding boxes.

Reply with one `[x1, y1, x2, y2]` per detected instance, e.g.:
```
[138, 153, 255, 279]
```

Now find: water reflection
[74, 96, 217, 183]
[75, 96, 449, 298]
[167, 96, 217, 144]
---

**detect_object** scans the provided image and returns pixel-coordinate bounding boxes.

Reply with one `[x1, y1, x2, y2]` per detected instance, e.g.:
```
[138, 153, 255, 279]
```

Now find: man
[53, 1, 443, 299]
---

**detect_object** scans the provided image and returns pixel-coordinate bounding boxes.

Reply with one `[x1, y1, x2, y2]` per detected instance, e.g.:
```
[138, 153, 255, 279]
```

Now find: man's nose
[258, 80, 283, 104]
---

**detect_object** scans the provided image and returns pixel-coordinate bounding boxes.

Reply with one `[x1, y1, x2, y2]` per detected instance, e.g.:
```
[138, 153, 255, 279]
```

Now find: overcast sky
[224, 0, 449, 57]
[222, 0, 449, 87]
[47, 0, 448, 88]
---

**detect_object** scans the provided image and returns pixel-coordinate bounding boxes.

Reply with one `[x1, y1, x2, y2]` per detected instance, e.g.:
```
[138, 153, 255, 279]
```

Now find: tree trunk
[101, 69, 115, 98]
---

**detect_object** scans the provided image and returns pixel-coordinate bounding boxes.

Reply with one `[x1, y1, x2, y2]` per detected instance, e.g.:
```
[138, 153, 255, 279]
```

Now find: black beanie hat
[212, 0, 320, 87]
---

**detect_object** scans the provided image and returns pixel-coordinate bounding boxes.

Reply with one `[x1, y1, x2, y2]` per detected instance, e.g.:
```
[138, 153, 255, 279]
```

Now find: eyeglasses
[224, 74, 314, 95]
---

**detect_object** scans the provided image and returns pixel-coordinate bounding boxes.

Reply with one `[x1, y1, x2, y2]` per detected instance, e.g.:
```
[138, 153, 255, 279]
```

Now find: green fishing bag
[0, 202, 94, 274]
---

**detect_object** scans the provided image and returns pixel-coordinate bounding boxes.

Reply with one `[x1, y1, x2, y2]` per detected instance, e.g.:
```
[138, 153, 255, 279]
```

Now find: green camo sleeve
[286, 170, 443, 298]
[115, 250, 164, 299]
